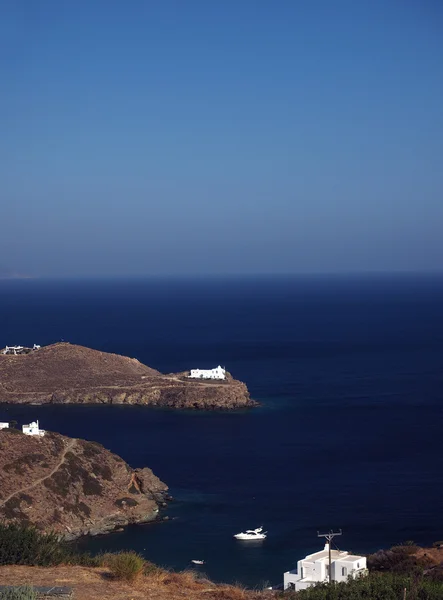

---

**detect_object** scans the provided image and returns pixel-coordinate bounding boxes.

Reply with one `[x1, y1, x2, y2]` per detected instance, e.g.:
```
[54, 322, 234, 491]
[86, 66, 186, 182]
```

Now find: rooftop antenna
[317, 529, 342, 584]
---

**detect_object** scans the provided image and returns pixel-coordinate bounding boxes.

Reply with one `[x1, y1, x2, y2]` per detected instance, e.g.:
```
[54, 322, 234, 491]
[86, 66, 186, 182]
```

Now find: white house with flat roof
[284, 543, 367, 591]
[0, 423, 9, 430]
[188, 366, 226, 380]
[22, 420, 45, 437]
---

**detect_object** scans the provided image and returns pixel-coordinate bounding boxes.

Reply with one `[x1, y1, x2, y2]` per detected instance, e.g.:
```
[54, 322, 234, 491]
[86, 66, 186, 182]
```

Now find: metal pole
[328, 539, 332, 584]
[317, 530, 342, 585]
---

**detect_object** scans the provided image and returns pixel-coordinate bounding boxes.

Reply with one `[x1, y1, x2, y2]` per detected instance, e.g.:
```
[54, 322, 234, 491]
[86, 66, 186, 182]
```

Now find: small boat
[191, 559, 205, 565]
[233, 526, 267, 540]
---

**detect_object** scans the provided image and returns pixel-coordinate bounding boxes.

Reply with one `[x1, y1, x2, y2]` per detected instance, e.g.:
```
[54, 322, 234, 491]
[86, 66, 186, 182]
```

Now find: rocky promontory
[0, 343, 257, 409]
[0, 428, 168, 540]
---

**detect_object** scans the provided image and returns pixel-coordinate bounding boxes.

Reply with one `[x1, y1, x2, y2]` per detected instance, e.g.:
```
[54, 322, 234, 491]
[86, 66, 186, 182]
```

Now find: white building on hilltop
[188, 366, 226, 380]
[284, 543, 367, 591]
[0, 422, 9, 430]
[22, 420, 45, 437]
[2, 345, 25, 355]
[2, 344, 41, 355]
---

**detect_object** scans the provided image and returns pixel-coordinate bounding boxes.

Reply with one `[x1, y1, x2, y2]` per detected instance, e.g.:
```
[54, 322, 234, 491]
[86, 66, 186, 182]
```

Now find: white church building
[283, 543, 367, 591]
[188, 365, 226, 380]
[22, 420, 46, 437]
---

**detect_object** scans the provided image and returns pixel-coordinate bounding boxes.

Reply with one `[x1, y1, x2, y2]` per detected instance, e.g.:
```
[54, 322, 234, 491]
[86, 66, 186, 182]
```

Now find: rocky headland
[0, 342, 257, 409]
[0, 428, 168, 540]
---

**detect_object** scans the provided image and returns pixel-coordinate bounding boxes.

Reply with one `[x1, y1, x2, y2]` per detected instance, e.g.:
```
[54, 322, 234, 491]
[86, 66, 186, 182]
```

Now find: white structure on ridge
[22, 420, 45, 437]
[188, 365, 226, 380]
[0, 422, 9, 430]
[2, 344, 41, 355]
[283, 543, 367, 591]
[2, 345, 24, 355]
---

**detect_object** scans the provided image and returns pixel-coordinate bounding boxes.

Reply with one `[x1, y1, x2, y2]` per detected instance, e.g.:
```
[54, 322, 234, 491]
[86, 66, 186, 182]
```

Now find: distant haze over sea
[0, 266, 35, 279]
[2, 269, 443, 282]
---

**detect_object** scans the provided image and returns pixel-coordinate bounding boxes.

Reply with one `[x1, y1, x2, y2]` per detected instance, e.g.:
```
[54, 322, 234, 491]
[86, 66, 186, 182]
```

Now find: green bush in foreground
[104, 551, 145, 582]
[0, 586, 37, 600]
[143, 559, 163, 576]
[0, 523, 98, 567]
[279, 572, 443, 600]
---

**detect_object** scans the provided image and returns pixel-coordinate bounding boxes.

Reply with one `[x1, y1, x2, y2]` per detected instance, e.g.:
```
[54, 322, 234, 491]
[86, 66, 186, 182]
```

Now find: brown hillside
[0, 343, 256, 409]
[0, 429, 168, 539]
[0, 342, 159, 390]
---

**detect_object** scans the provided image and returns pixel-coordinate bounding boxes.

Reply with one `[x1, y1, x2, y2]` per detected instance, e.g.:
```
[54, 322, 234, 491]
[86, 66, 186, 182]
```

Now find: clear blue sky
[2, 0, 442, 277]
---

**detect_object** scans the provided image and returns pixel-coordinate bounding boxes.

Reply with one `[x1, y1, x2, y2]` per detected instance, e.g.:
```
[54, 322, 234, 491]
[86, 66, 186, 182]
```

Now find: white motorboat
[233, 526, 267, 540]
[191, 559, 205, 565]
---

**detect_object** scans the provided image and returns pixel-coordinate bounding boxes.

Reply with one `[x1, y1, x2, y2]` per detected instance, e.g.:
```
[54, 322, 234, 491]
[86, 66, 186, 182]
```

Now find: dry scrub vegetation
[0, 524, 272, 599]
[0, 563, 273, 600]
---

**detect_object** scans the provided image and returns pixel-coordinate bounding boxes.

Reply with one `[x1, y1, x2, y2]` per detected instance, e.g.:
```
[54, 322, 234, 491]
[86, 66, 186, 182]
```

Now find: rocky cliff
[0, 429, 168, 540]
[0, 343, 257, 409]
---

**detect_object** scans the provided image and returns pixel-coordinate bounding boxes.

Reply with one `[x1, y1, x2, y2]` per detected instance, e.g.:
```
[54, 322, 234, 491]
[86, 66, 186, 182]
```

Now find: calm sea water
[1, 275, 443, 587]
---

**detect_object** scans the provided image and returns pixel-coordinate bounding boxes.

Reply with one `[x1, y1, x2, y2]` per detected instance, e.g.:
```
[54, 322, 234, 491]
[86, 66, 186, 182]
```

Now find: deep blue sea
[1, 275, 443, 587]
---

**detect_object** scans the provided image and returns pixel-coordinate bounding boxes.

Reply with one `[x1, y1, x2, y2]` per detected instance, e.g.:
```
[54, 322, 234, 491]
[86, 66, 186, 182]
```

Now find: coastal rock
[0, 429, 168, 540]
[0, 342, 257, 409]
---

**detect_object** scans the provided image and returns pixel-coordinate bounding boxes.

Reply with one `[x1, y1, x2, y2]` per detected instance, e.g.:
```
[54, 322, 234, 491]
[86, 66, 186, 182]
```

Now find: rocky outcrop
[0, 343, 257, 409]
[0, 429, 168, 540]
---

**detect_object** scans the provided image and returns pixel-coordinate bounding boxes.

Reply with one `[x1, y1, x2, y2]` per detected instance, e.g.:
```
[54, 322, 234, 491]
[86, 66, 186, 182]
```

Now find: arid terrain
[1, 546, 443, 600]
[0, 429, 168, 539]
[0, 564, 274, 600]
[0, 343, 256, 409]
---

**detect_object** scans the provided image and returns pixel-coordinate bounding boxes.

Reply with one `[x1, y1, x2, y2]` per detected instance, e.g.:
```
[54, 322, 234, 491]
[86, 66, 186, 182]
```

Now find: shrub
[368, 545, 421, 573]
[0, 523, 65, 566]
[432, 540, 443, 548]
[143, 560, 161, 575]
[3, 454, 46, 474]
[393, 541, 419, 555]
[105, 551, 145, 582]
[114, 497, 138, 508]
[278, 572, 443, 600]
[0, 522, 98, 567]
[0, 587, 37, 600]
[92, 462, 113, 481]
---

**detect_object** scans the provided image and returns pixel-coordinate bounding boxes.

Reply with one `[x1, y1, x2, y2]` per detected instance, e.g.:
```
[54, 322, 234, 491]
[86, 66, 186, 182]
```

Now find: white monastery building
[188, 366, 226, 380]
[22, 420, 46, 437]
[284, 543, 367, 591]
[0, 423, 9, 430]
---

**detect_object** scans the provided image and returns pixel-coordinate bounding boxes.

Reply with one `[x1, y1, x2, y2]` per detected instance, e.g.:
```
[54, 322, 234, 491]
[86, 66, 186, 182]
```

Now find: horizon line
[2, 270, 443, 281]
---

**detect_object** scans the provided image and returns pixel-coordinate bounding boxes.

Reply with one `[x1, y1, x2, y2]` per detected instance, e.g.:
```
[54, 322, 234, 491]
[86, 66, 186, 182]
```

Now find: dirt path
[160, 376, 230, 387]
[0, 438, 77, 507]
